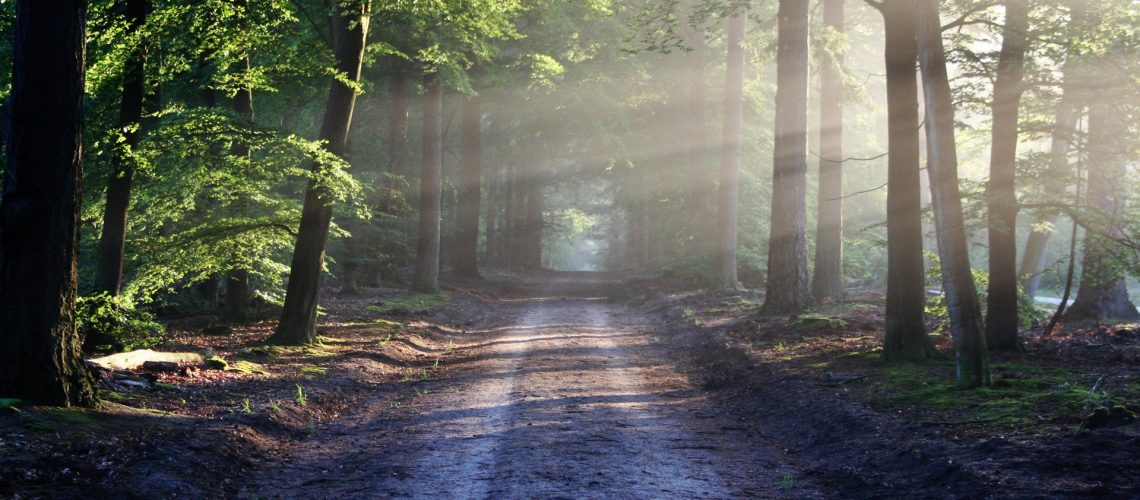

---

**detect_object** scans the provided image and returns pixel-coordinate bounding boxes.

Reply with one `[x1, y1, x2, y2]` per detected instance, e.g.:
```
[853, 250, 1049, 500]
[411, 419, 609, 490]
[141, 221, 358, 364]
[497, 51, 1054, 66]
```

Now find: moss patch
[300, 365, 328, 377]
[227, 360, 269, 376]
[20, 408, 99, 433]
[367, 292, 450, 314]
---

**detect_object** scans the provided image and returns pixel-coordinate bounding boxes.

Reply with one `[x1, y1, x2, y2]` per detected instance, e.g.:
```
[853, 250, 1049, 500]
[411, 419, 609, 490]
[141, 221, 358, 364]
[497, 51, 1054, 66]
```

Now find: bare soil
[2, 271, 1136, 498]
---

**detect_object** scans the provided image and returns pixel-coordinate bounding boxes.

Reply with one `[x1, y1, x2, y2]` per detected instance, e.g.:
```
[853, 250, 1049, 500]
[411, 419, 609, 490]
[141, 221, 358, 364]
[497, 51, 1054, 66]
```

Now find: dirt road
[247, 279, 812, 498]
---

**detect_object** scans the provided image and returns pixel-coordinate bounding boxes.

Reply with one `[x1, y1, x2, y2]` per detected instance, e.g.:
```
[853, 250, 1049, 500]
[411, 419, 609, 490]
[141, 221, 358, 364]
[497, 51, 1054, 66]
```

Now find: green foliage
[924, 253, 1048, 330]
[76, 293, 166, 353]
[369, 292, 450, 313]
[294, 384, 307, 406]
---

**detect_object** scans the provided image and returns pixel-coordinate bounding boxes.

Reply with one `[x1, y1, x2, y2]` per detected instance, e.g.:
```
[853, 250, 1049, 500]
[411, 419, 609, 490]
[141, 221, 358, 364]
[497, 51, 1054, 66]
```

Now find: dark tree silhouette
[94, 0, 149, 298]
[985, 0, 1030, 352]
[269, 1, 369, 345]
[0, 0, 97, 407]
[873, 0, 937, 362]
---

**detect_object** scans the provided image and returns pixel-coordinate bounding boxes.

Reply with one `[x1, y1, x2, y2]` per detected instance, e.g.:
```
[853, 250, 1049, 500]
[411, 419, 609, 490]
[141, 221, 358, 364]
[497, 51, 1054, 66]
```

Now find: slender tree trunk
[269, 1, 369, 345]
[94, 0, 148, 296]
[685, 33, 714, 260]
[812, 0, 845, 305]
[1067, 104, 1140, 321]
[762, 0, 814, 315]
[225, 56, 254, 323]
[454, 96, 482, 277]
[877, 0, 935, 362]
[1021, 4, 1080, 300]
[0, 0, 97, 407]
[412, 75, 444, 292]
[984, 0, 1030, 352]
[714, 9, 746, 290]
[522, 165, 544, 270]
[504, 159, 517, 267]
[486, 156, 501, 268]
[916, 0, 990, 388]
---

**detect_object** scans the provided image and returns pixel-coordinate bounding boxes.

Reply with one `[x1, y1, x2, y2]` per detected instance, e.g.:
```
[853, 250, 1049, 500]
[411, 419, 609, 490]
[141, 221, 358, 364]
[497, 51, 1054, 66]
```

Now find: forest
[1, 0, 1139, 497]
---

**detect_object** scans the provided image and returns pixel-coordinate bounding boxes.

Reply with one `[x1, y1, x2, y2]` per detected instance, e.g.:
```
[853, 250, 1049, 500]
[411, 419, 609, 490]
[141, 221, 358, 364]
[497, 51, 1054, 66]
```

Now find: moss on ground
[367, 292, 450, 314]
[851, 358, 1139, 429]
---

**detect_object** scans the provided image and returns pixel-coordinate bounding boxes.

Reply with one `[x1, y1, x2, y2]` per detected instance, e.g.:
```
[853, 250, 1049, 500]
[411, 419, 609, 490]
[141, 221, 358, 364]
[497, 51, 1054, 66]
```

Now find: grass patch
[21, 408, 99, 433]
[300, 365, 328, 377]
[857, 359, 1122, 428]
[226, 360, 269, 376]
[367, 292, 450, 314]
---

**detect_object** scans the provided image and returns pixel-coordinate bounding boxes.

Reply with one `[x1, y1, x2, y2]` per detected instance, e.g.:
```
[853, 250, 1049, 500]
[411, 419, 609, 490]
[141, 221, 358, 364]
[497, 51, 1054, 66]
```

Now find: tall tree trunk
[94, 0, 149, 296]
[372, 72, 413, 285]
[0, 0, 97, 407]
[714, 8, 746, 290]
[1067, 104, 1140, 321]
[412, 75, 444, 292]
[486, 154, 501, 268]
[226, 56, 254, 323]
[453, 96, 482, 277]
[812, 0, 845, 306]
[683, 26, 714, 261]
[984, 0, 1030, 352]
[522, 165, 544, 270]
[504, 159, 518, 268]
[1018, 6, 1085, 299]
[761, 0, 814, 315]
[269, 1, 369, 345]
[916, 0, 990, 388]
[880, 0, 935, 362]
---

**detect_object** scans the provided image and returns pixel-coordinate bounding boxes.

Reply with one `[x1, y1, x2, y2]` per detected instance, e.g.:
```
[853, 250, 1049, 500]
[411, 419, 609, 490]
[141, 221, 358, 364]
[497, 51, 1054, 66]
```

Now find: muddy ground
[2, 271, 1138, 498]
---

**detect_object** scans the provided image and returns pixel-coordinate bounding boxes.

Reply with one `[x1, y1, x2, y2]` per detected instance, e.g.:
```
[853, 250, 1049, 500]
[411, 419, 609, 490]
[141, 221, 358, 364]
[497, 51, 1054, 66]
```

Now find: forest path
[245, 276, 812, 498]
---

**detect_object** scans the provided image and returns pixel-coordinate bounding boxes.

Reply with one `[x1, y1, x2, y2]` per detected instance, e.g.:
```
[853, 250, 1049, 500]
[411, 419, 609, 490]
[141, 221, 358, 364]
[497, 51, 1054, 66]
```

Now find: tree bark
[984, 0, 1030, 352]
[0, 0, 97, 407]
[412, 75, 444, 292]
[504, 159, 518, 267]
[714, 9, 746, 290]
[269, 1, 369, 345]
[522, 163, 544, 270]
[226, 57, 254, 323]
[761, 0, 814, 315]
[916, 0, 990, 388]
[1018, 5, 1085, 299]
[1067, 104, 1140, 321]
[485, 135, 502, 268]
[683, 27, 715, 261]
[453, 96, 482, 277]
[94, 0, 149, 296]
[876, 0, 936, 362]
[811, 0, 845, 306]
